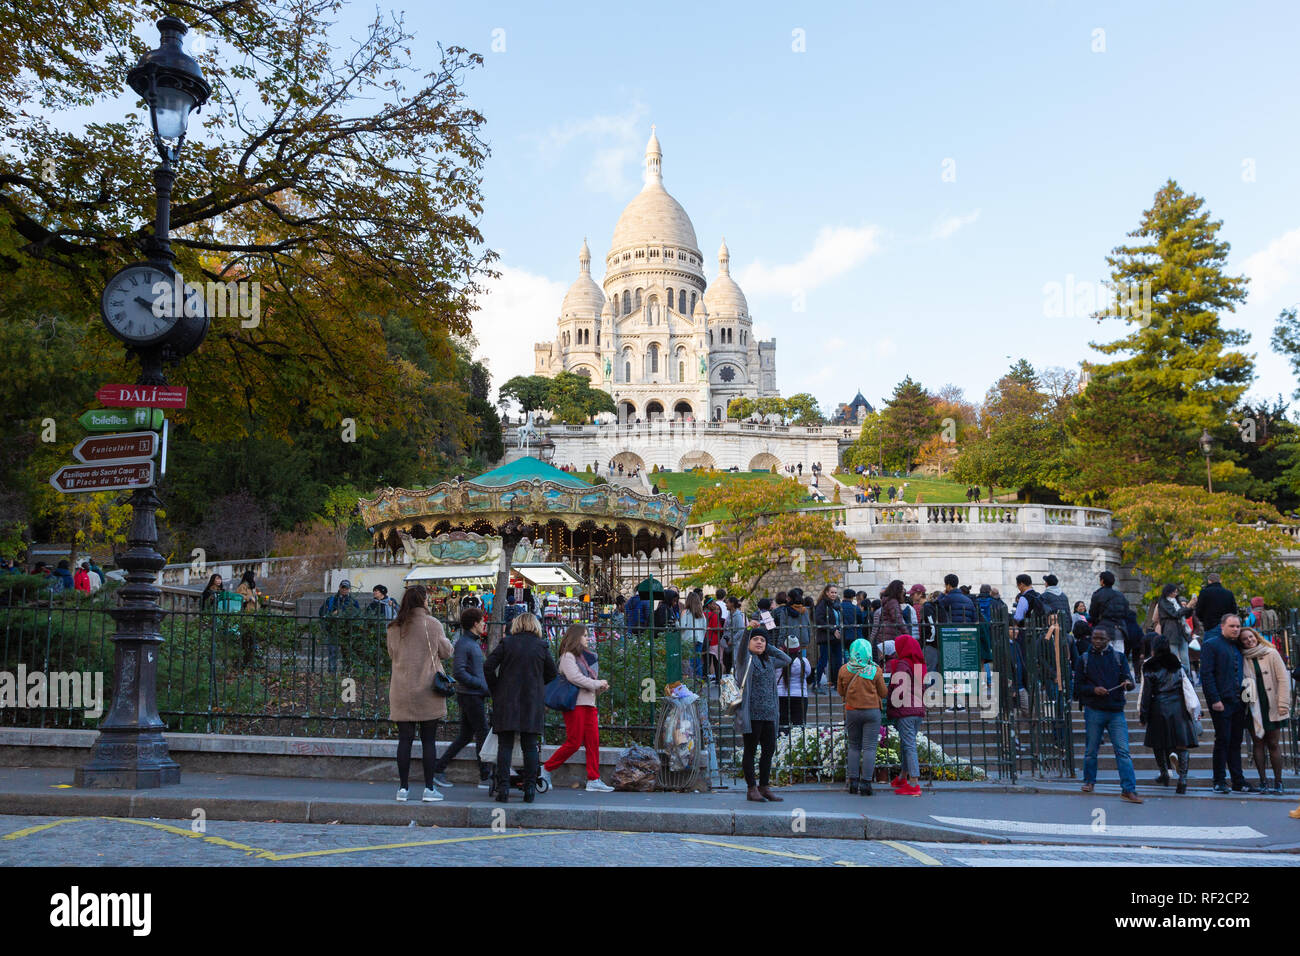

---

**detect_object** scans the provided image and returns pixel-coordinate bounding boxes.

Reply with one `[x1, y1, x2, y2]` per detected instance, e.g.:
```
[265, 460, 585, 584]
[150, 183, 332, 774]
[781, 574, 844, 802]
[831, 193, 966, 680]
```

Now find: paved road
[2, 815, 1298, 867]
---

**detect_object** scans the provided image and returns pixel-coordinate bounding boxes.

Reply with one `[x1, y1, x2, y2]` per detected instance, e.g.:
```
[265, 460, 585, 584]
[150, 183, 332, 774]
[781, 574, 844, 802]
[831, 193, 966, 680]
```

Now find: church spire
[718, 236, 730, 275]
[644, 125, 662, 185]
[579, 237, 591, 274]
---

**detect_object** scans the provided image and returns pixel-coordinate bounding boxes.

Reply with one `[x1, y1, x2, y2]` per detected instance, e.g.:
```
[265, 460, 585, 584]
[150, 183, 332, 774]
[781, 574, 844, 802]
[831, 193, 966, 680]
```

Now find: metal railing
[2, 582, 1294, 783]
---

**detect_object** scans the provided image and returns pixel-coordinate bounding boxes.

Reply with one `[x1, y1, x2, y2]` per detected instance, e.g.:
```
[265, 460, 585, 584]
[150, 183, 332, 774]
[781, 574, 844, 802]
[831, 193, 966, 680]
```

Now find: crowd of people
[1, 557, 107, 593]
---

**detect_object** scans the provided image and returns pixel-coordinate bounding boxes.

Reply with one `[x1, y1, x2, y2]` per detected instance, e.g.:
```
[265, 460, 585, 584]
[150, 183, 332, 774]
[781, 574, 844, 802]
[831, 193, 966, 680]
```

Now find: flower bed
[733, 723, 987, 784]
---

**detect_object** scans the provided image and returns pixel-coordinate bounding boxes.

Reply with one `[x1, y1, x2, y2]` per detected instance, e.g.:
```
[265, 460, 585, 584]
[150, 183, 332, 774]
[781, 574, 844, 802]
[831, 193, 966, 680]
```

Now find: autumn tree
[677, 480, 858, 597]
[0, 0, 495, 443]
[953, 361, 1074, 500]
[1109, 484, 1300, 608]
[1066, 181, 1253, 499]
[880, 377, 940, 472]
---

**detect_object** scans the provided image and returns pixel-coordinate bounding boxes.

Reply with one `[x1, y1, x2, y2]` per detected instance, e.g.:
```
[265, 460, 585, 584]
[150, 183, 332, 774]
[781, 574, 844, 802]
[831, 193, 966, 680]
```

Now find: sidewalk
[2, 766, 1298, 850]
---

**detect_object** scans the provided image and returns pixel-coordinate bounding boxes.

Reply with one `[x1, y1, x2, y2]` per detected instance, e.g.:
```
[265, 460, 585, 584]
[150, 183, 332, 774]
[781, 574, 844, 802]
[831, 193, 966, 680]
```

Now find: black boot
[495, 772, 509, 802]
[1175, 750, 1189, 795]
[523, 782, 536, 804]
[1153, 753, 1170, 787]
[861, 780, 873, 796]
[848, 779, 859, 795]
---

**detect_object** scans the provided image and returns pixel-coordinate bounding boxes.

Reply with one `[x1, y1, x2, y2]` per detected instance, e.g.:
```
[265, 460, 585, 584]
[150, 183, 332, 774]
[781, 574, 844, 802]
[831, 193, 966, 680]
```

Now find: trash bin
[654, 689, 708, 791]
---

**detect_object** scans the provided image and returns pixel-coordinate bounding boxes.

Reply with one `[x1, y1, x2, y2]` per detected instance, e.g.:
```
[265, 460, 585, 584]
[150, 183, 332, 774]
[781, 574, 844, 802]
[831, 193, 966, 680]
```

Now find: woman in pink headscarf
[886, 634, 927, 796]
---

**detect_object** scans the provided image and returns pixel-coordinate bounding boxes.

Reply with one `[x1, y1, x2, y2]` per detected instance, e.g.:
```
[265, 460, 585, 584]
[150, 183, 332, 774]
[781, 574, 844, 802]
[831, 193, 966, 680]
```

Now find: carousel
[357, 457, 690, 620]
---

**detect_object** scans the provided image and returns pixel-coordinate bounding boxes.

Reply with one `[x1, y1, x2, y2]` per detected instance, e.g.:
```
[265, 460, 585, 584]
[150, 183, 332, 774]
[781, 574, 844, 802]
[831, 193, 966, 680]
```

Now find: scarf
[1241, 641, 1275, 737]
[844, 638, 877, 680]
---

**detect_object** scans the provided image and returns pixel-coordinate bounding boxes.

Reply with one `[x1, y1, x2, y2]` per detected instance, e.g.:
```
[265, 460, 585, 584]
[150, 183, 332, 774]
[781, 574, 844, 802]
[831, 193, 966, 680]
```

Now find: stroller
[482, 727, 551, 797]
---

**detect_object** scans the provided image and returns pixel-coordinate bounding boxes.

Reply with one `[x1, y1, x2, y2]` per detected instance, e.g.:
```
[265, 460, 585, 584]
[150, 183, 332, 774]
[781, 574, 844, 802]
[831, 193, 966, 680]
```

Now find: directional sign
[49, 461, 155, 494]
[95, 384, 188, 409]
[72, 431, 159, 464]
[78, 408, 165, 432]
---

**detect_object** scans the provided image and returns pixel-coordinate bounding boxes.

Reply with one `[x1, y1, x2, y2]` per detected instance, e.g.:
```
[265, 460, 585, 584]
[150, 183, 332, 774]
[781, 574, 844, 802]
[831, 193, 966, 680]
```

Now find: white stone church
[534, 127, 778, 423]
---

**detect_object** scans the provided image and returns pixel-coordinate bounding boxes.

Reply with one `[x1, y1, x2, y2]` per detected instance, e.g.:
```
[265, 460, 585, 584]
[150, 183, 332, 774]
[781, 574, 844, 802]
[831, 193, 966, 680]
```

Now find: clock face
[101, 264, 204, 346]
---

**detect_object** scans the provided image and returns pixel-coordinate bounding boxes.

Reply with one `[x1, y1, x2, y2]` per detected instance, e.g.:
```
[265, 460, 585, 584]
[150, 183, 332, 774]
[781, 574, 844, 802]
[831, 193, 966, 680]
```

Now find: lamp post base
[74, 729, 180, 789]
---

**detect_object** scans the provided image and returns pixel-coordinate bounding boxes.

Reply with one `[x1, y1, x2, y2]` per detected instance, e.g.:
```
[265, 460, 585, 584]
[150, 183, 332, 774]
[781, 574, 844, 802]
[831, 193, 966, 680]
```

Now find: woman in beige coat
[1238, 627, 1291, 794]
[386, 585, 454, 802]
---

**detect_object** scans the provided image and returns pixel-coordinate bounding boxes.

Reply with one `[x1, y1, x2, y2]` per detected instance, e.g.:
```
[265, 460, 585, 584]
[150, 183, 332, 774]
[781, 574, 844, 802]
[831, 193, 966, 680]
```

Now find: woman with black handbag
[484, 612, 558, 803]
[386, 585, 454, 803]
[541, 623, 613, 792]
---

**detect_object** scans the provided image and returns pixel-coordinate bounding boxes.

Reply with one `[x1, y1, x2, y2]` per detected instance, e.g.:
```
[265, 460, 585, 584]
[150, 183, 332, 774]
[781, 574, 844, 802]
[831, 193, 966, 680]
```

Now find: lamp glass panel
[153, 85, 196, 139]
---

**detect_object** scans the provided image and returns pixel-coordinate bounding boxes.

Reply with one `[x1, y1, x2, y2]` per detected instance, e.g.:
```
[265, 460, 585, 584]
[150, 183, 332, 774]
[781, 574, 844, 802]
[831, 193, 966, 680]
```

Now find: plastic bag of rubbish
[611, 745, 660, 791]
[658, 697, 698, 771]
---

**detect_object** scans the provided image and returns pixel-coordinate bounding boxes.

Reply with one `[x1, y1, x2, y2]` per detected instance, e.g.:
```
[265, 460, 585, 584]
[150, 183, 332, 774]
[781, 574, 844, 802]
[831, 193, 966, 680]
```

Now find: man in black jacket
[1195, 573, 1237, 635]
[1075, 624, 1142, 803]
[1088, 570, 1131, 654]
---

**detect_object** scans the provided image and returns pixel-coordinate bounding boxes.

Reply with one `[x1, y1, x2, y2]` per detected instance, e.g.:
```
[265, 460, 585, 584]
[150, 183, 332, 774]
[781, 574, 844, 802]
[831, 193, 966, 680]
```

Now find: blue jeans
[1083, 707, 1137, 793]
[896, 715, 922, 779]
[813, 641, 842, 687]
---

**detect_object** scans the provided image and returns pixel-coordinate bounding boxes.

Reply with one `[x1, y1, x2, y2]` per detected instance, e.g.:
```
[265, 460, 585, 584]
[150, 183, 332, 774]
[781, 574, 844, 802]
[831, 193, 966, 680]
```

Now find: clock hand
[133, 295, 160, 310]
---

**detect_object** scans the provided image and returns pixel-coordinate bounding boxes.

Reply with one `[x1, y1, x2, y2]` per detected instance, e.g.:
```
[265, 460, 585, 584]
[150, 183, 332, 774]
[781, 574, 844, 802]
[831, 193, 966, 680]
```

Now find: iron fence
[2, 581, 1296, 784]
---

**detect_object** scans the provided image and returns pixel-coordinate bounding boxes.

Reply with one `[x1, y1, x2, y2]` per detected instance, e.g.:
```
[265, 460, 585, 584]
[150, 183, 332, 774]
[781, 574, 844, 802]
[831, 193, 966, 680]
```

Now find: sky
[270, 2, 1300, 412]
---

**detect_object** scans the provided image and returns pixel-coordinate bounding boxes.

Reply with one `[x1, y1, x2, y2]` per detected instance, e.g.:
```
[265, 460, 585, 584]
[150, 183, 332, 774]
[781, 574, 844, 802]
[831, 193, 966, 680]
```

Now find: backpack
[1020, 588, 1046, 620]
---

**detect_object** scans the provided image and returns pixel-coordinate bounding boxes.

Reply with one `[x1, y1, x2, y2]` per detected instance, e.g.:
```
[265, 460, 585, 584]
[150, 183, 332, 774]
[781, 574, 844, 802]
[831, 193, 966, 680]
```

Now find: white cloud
[531, 105, 650, 197]
[736, 224, 883, 296]
[1241, 227, 1300, 303]
[467, 264, 568, 397]
[931, 209, 981, 240]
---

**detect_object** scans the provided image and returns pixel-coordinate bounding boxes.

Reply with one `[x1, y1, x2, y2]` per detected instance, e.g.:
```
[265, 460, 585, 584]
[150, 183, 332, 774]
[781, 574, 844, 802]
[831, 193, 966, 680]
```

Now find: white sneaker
[539, 767, 553, 788]
[585, 779, 614, 792]
[422, 787, 444, 802]
[396, 788, 409, 802]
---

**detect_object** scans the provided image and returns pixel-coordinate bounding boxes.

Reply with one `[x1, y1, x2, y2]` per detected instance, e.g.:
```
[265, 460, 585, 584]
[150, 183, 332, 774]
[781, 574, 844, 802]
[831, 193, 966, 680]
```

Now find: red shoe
[890, 775, 905, 789]
[897, 783, 923, 797]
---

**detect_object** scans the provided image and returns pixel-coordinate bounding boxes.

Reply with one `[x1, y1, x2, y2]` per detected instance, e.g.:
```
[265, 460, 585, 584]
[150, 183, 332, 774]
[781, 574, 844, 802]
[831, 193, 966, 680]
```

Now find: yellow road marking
[108, 818, 277, 857]
[682, 838, 821, 861]
[50, 784, 72, 789]
[881, 840, 942, 866]
[833, 860, 870, 867]
[2, 818, 85, 841]
[265, 829, 568, 861]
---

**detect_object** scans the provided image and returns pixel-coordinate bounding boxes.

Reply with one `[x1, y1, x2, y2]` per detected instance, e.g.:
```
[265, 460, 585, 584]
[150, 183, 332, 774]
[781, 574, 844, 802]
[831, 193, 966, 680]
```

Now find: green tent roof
[468, 457, 592, 489]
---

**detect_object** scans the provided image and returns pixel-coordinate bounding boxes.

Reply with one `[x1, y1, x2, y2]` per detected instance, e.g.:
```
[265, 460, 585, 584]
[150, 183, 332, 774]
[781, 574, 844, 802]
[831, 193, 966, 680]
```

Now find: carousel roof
[358, 455, 690, 553]
[470, 458, 590, 489]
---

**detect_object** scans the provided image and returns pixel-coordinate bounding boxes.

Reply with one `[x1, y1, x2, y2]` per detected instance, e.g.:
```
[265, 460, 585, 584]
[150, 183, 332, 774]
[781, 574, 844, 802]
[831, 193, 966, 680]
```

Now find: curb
[0, 790, 1005, 843]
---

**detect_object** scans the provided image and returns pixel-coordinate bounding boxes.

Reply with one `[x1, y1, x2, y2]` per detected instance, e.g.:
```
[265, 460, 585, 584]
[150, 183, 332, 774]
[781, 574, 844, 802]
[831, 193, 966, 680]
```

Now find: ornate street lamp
[77, 17, 210, 789]
[1199, 428, 1214, 493]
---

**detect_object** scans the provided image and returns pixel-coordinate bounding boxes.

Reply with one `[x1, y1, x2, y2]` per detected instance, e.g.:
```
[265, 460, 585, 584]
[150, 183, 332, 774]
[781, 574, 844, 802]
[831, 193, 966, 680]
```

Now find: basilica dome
[702, 238, 748, 316]
[560, 238, 605, 317]
[608, 127, 700, 254]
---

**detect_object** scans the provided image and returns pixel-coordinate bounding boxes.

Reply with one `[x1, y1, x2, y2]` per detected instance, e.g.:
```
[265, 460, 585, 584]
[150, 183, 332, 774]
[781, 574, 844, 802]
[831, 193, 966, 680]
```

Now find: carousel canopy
[471, 458, 589, 489]
[358, 454, 689, 559]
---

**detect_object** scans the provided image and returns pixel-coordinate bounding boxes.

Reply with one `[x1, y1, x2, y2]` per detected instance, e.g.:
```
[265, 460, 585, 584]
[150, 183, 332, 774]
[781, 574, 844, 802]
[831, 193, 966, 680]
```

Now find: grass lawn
[835, 471, 1011, 503]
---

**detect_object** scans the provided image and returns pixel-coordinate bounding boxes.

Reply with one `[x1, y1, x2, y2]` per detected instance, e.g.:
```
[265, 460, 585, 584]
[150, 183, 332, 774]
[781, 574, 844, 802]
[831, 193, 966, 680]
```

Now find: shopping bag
[478, 730, 499, 763]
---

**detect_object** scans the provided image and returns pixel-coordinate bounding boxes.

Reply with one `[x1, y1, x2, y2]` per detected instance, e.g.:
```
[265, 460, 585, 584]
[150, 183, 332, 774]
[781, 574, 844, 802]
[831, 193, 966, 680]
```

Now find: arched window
[679, 361, 685, 382]
[624, 361, 631, 382]
[708, 330, 712, 345]
[666, 287, 673, 312]
[689, 292, 696, 315]
[678, 289, 686, 313]
[622, 290, 630, 315]
[595, 329, 600, 346]
[649, 343, 659, 374]
[635, 288, 643, 310]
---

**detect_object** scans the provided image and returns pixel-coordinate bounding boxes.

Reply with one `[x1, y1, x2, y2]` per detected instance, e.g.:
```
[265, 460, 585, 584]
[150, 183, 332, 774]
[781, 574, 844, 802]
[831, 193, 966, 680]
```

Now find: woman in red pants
[540, 624, 614, 791]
